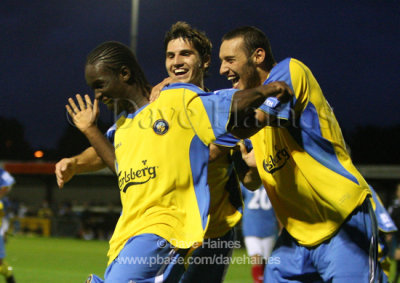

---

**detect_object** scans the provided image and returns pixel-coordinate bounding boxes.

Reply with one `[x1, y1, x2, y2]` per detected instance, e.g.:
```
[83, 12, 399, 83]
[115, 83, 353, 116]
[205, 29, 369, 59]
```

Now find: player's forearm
[81, 126, 116, 173]
[228, 82, 291, 138]
[72, 147, 107, 174]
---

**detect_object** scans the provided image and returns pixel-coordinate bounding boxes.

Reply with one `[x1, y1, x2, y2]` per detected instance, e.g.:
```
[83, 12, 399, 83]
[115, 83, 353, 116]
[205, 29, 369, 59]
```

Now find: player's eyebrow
[220, 55, 235, 61]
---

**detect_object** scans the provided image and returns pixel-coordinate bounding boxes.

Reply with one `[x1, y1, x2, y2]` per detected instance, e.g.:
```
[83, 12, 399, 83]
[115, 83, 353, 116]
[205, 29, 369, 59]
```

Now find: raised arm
[55, 147, 106, 188]
[228, 81, 293, 138]
[65, 94, 116, 173]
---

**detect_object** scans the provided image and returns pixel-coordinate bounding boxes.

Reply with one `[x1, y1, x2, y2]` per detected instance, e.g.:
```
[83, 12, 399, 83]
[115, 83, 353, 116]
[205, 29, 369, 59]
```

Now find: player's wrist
[81, 124, 99, 136]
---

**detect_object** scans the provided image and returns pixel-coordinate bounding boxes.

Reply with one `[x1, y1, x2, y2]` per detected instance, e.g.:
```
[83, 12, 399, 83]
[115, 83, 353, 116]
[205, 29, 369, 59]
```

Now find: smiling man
[162, 22, 251, 283]
[219, 26, 379, 282]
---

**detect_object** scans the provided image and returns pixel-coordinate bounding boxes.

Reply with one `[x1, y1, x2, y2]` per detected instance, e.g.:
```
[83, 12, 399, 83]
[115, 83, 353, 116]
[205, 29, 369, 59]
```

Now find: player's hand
[149, 77, 177, 102]
[55, 157, 77, 188]
[66, 94, 99, 132]
[267, 81, 293, 103]
[239, 142, 257, 168]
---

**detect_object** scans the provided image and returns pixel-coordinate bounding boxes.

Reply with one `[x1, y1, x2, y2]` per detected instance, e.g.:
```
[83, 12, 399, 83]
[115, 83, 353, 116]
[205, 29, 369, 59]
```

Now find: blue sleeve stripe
[198, 89, 236, 139]
[189, 136, 211, 230]
[214, 133, 240, 147]
[287, 102, 359, 184]
[370, 186, 398, 232]
[163, 82, 205, 93]
[259, 58, 293, 119]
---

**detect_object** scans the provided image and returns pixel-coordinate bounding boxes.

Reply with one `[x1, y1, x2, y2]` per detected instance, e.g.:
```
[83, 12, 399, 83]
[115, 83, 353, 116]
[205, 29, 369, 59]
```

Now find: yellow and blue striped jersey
[205, 150, 243, 239]
[202, 130, 243, 239]
[251, 58, 370, 246]
[105, 83, 236, 263]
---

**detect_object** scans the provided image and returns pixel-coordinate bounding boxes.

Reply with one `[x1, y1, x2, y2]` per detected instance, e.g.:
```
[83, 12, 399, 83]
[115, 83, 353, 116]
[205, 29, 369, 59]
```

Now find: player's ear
[253, 48, 266, 66]
[120, 66, 131, 82]
[202, 55, 211, 70]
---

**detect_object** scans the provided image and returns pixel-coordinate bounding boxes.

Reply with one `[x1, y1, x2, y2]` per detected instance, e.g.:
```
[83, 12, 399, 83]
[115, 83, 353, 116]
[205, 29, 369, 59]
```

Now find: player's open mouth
[228, 75, 239, 88]
[173, 69, 188, 77]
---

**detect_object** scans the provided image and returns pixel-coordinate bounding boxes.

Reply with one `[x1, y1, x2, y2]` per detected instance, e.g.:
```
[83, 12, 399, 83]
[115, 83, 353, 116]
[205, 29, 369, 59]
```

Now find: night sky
[1, 0, 399, 152]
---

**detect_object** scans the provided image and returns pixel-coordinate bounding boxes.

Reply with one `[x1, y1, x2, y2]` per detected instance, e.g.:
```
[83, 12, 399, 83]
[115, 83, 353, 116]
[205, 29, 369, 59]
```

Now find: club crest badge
[153, 119, 169, 135]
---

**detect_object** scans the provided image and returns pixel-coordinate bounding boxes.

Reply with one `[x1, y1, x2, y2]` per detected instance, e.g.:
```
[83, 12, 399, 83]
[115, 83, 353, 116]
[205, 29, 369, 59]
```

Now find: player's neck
[119, 84, 150, 113]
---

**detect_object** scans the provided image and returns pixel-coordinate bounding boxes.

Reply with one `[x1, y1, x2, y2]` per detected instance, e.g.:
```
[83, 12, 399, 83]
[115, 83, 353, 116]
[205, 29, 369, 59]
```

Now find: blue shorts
[265, 197, 379, 283]
[0, 235, 5, 259]
[88, 234, 186, 283]
[179, 228, 235, 283]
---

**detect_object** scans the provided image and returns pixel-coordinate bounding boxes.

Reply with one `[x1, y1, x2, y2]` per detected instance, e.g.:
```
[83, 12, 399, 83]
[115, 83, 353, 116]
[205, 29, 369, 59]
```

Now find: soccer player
[241, 184, 278, 283]
[0, 168, 16, 283]
[162, 21, 262, 283]
[65, 41, 291, 282]
[219, 26, 379, 282]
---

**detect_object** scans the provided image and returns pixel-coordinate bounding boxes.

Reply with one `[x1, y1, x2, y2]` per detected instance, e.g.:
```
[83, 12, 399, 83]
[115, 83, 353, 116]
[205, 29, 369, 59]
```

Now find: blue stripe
[287, 102, 359, 184]
[197, 88, 236, 139]
[126, 104, 149, 119]
[214, 133, 239, 147]
[260, 58, 294, 120]
[163, 82, 205, 94]
[189, 136, 210, 230]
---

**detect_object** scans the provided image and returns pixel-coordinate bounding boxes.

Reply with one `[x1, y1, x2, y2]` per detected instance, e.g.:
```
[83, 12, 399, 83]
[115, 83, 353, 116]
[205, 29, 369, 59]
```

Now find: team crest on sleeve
[153, 119, 169, 135]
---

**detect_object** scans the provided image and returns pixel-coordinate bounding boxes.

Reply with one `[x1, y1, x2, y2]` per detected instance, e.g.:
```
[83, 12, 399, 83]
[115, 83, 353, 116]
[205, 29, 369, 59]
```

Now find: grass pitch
[6, 235, 252, 283]
[7, 235, 400, 282]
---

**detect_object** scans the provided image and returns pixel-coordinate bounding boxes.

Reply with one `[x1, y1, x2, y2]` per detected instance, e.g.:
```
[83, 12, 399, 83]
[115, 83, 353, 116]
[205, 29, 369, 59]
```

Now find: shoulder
[288, 58, 311, 77]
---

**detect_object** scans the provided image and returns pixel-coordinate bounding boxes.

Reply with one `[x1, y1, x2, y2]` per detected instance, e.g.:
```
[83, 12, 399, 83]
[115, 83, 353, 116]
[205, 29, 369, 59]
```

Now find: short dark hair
[86, 41, 150, 93]
[222, 26, 275, 70]
[164, 21, 212, 73]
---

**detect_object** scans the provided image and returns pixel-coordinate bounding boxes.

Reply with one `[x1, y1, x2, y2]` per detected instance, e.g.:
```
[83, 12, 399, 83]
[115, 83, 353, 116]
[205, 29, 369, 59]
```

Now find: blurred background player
[219, 26, 379, 282]
[241, 184, 278, 283]
[369, 185, 397, 283]
[389, 183, 400, 283]
[0, 168, 16, 283]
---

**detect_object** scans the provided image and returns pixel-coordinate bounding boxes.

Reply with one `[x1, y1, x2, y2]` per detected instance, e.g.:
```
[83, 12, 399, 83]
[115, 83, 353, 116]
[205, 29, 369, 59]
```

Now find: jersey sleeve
[0, 169, 15, 187]
[258, 58, 309, 121]
[105, 123, 117, 145]
[213, 133, 240, 147]
[185, 88, 237, 146]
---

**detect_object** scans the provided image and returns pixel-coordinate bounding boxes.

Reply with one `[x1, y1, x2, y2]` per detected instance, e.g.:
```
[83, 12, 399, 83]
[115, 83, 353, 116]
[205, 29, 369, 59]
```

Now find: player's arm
[65, 94, 116, 173]
[55, 147, 106, 188]
[228, 81, 292, 139]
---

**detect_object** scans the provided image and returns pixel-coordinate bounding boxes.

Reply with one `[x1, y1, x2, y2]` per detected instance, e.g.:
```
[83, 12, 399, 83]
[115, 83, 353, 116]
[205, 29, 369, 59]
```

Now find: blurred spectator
[101, 203, 120, 240]
[0, 168, 17, 283]
[389, 183, 400, 282]
[37, 200, 53, 218]
[79, 202, 95, 240]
